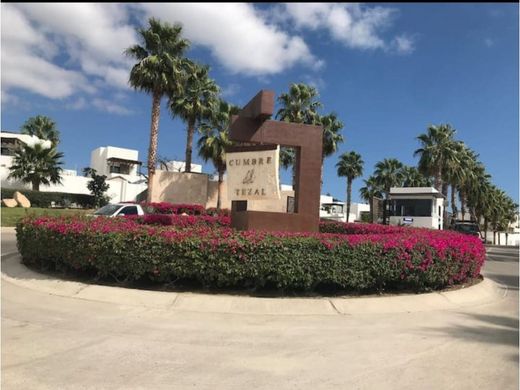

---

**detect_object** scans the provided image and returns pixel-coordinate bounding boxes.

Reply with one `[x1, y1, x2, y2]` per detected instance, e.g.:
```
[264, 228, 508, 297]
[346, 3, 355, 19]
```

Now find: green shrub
[1, 188, 94, 208]
[16, 216, 486, 293]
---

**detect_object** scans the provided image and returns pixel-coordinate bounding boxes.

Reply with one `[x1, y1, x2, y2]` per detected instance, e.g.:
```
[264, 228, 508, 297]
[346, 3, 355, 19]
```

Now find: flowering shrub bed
[143, 202, 206, 215]
[138, 202, 231, 218]
[320, 221, 408, 235]
[125, 214, 231, 228]
[16, 216, 485, 292]
[205, 207, 231, 217]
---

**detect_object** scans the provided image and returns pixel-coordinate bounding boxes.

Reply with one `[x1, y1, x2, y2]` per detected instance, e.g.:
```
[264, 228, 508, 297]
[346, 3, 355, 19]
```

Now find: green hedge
[1, 188, 95, 208]
[15, 216, 486, 293]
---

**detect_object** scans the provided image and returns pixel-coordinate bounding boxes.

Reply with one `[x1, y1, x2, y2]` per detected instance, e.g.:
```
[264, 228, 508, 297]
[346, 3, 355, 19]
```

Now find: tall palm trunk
[32, 179, 40, 191]
[471, 207, 478, 223]
[484, 217, 488, 243]
[290, 150, 297, 190]
[369, 196, 374, 223]
[217, 167, 224, 210]
[442, 182, 449, 229]
[382, 198, 388, 225]
[346, 178, 352, 223]
[185, 117, 195, 173]
[451, 184, 458, 222]
[434, 167, 442, 192]
[147, 90, 161, 202]
[460, 190, 466, 221]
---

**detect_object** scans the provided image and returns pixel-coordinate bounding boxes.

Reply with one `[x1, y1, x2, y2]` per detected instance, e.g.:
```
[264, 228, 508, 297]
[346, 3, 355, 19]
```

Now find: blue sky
[2, 3, 518, 203]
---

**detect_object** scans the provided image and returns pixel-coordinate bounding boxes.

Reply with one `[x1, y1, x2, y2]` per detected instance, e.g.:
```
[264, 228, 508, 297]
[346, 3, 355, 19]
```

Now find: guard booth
[388, 187, 445, 230]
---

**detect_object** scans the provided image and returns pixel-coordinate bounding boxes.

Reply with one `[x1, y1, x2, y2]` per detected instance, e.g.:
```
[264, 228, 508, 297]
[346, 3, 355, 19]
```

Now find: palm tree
[276, 83, 322, 125]
[487, 187, 508, 245]
[336, 152, 364, 222]
[414, 124, 460, 227]
[279, 148, 296, 171]
[462, 159, 490, 223]
[457, 148, 483, 221]
[401, 166, 431, 187]
[8, 143, 63, 191]
[468, 178, 494, 242]
[125, 17, 190, 202]
[487, 194, 518, 245]
[359, 176, 383, 223]
[169, 61, 219, 173]
[443, 142, 473, 222]
[319, 112, 344, 185]
[374, 158, 405, 224]
[503, 200, 519, 245]
[276, 83, 323, 187]
[20, 115, 60, 146]
[198, 100, 240, 209]
[414, 124, 458, 192]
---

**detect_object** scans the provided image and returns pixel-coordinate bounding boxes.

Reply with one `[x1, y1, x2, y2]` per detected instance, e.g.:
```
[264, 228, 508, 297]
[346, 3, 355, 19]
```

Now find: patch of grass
[1, 207, 92, 227]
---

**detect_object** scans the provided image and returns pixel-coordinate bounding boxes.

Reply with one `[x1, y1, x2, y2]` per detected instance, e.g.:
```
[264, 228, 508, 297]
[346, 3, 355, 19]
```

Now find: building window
[322, 204, 344, 215]
[1, 138, 19, 156]
[390, 199, 432, 217]
[109, 163, 131, 175]
[1, 147, 15, 156]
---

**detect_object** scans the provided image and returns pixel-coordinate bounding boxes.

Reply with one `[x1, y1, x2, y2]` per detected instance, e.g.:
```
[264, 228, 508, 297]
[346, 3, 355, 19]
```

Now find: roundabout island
[15, 205, 486, 297]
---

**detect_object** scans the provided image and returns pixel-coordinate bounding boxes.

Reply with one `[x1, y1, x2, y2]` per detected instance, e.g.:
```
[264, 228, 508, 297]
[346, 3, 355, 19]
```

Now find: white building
[91, 146, 142, 178]
[90, 146, 147, 202]
[319, 194, 370, 222]
[158, 160, 202, 173]
[1, 131, 49, 168]
[1, 132, 147, 204]
[388, 187, 445, 229]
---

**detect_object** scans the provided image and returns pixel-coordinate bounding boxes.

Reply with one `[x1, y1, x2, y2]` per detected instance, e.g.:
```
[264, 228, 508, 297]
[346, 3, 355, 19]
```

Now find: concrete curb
[1, 253, 506, 316]
[486, 245, 519, 250]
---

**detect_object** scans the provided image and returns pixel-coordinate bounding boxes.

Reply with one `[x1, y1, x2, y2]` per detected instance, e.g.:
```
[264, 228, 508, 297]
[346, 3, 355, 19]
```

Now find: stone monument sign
[228, 90, 322, 232]
[226, 145, 281, 201]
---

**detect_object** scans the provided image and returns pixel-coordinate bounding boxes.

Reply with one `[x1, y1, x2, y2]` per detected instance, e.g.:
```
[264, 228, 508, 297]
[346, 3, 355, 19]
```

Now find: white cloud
[1, 3, 134, 106]
[2, 3, 322, 108]
[1, 90, 19, 105]
[1, 4, 93, 99]
[281, 3, 413, 54]
[302, 75, 326, 92]
[2, 3, 416, 115]
[484, 38, 494, 47]
[139, 3, 321, 75]
[391, 34, 416, 54]
[66, 97, 88, 110]
[221, 84, 241, 98]
[11, 3, 135, 88]
[92, 98, 132, 115]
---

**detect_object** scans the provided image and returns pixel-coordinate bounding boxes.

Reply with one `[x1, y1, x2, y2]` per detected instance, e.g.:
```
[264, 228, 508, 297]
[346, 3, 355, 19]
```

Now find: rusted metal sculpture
[229, 90, 322, 232]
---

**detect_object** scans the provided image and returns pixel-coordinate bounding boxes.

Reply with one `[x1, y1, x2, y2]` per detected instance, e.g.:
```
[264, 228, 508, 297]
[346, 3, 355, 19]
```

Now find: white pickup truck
[92, 203, 145, 217]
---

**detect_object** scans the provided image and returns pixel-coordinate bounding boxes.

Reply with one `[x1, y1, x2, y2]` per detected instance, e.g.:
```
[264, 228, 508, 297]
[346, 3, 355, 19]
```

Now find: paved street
[1, 230, 518, 390]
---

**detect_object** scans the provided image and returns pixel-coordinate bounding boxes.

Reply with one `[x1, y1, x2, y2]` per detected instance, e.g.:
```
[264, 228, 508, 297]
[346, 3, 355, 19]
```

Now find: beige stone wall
[207, 180, 231, 209]
[249, 190, 294, 212]
[152, 170, 292, 212]
[151, 170, 209, 206]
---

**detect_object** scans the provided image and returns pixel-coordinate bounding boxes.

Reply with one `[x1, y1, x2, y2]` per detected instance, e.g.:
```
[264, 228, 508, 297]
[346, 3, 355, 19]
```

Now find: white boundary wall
[1, 167, 146, 204]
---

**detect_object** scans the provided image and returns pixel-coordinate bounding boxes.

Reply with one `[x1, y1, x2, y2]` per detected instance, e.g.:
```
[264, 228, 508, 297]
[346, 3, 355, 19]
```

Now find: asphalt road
[1, 231, 518, 390]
